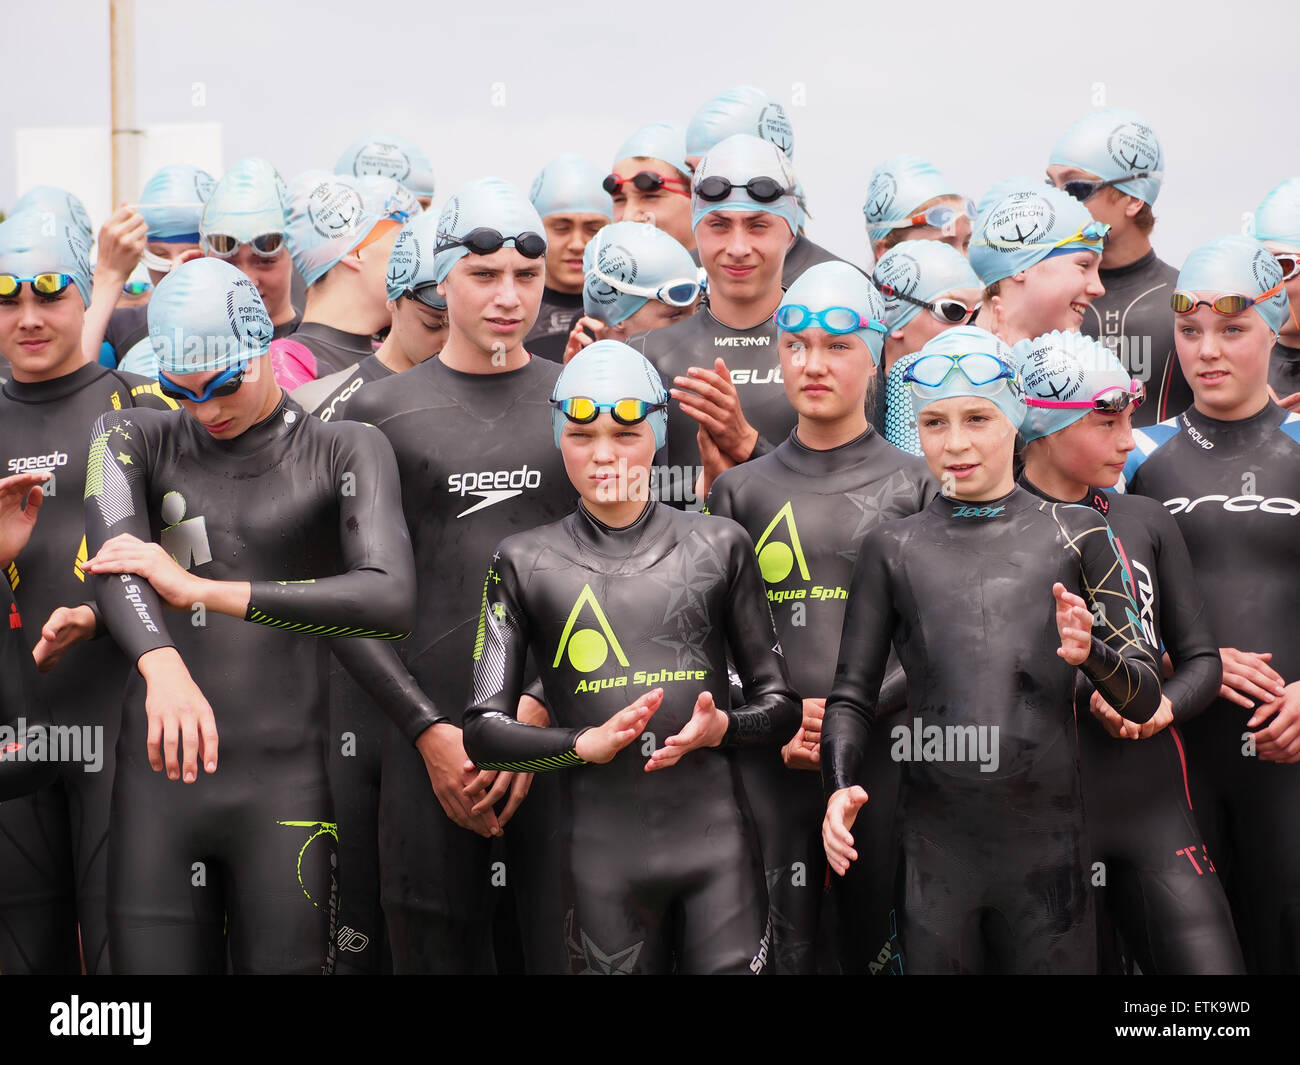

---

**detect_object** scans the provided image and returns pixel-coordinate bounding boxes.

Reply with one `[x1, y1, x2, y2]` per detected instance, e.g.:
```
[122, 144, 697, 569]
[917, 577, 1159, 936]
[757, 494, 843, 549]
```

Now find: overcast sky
[3, 0, 1297, 269]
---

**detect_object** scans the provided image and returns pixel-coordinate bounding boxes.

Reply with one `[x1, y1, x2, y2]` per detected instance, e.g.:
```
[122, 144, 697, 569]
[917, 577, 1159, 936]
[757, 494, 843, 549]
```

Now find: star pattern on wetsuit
[576, 930, 643, 975]
[835, 475, 918, 563]
[117, 452, 133, 465]
[764, 865, 807, 973]
[647, 537, 725, 671]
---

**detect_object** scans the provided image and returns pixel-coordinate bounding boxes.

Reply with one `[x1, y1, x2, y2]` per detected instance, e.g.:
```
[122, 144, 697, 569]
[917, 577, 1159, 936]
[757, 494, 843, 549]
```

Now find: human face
[1264, 242, 1300, 343]
[0, 280, 86, 382]
[894, 195, 973, 256]
[917, 396, 1017, 501]
[778, 328, 874, 424]
[603, 295, 700, 342]
[144, 241, 201, 286]
[609, 157, 695, 250]
[440, 247, 545, 356]
[1175, 300, 1273, 421]
[164, 354, 279, 440]
[695, 210, 791, 306]
[1046, 165, 1136, 232]
[1011, 251, 1105, 335]
[543, 213, 607, 294]
[219, 243, 294, 323]
[390, 295, 449, 364]
[559, 411, 656, 517]
[1035, 406, 1137, 494]
[884, 285, 984, 372]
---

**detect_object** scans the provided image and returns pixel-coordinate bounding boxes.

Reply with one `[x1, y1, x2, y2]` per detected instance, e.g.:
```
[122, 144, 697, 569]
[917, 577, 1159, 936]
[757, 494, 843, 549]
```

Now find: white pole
[109, 0, 139, 207]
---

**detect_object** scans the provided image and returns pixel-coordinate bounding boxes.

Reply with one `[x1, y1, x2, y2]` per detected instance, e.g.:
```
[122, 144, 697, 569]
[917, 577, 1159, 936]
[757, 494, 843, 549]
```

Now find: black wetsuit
[823, 487, 1162, 974]
[292, 354, 394, 422]
[1123, 404, 1300, 973]
[104, 305, 150, 366]
[334, 355, 576, 974]
[781, 234, 851, 289]
[0, 363, 176, 975]
[1020, 476, 1243, 974]
[1080, 249, 1190, 426]
[0, 586, 56, 803]
[463, 500, 798, 974]
[705, 427, 936, 974]
[285, 322, 375, 377]
[524, 288, 584, 363]
[1269, 339, 1300, 401]
[82, 394, 415, 974]
[629, 306, 794, 510]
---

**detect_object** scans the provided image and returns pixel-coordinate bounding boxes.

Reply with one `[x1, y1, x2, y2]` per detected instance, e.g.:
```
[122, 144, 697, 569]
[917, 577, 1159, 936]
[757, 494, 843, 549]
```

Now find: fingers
[472, 768, 514, 815]
[498, 772, 533, 827]
[163, 711, 180, 781]
[199, 704, 219, 774]
[146, 709, 164, 773]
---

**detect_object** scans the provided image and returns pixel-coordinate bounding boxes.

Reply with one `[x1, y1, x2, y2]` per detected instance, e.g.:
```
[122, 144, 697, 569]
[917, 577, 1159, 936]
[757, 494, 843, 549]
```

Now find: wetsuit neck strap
[781, 426, 877, 475]
[933, 485, 1021, 520]
[1, 360, 102, 404]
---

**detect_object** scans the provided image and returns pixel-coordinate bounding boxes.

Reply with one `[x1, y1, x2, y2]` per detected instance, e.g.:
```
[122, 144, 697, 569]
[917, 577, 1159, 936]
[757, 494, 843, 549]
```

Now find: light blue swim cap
[686, 86, 794, 159]
[1177, 235, 1290, 334]
[200, 158, 288, 246]
[385, 208, 445, 307]
[691, 134, 800, 237]
[582, 221, 698, 327]
[975, 176, 1037, 222]
[1254, 178, 1300, 249]
[969, 183, 1107, 286]
[1013, 330, 1132, 442]
[138, 165, 216, 241]
[354, 175, 422, 224]
[285, 171, 387, 287]
[873, 240, 982, 332]
[906, 325, 1026, 429]
[862, 156, 958, 244]
[432, 177, 546, 285]
[611, 122, 691, 179]
[778, 261, 888, 365]
[530, 155, 613, 220]
[11, 186, 93, 245]
[551, 339, 669, 449]
[0, 209, 93, 307]
[1049, 108, 1164, 206]
[336, 133, 435, 200]
[148, 257, 272, 375]
[884, 351, 924, 456]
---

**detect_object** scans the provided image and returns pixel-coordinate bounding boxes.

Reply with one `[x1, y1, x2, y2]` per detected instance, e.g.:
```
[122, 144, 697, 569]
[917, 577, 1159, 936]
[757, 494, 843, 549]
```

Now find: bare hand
[644, 689, 728, 771]
[694, 424, 737, 502]
[1089, 689, 1174, 740]
[575, 688, 662, 765]
[823, 785, 869, 876]
[1053, 582, 1093, 667]
[137, 647, 219, 782]
[1250, 681, 1300, 763]
[81, 534, 203, 609]
[32, 604, 97, 673]
[94, 204, 147, 282]
[1218, 647, 1287, 708]
[0, 472, 48, 567]
[415, 723, 503, 838]
[562, 316, 606, 364]
[672, 358, 759, 463]
[781, 726, 820, 771]
[1268, 384, 1300, 414]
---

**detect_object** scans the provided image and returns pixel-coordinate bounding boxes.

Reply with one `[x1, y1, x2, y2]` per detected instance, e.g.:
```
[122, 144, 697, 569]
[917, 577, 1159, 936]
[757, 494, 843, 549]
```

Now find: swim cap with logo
[530, 155, 614, 220]
[862, 155, 958, 244]
[873, 240, 982, 332]
[148, 257, 273, 375]
[1253, 178, 1300, 250]
[336, 132, 435, 200]
[778, 260, 888, 364]
[201, 158, 289, 246]
[432, 177, 546, 284]
[10, 186, 93, 245]
[1049, 107, 1164, 206]
[611, 122, 692, 179]
[551, 339, 669, 449]
[582, 221, 697, 327]
[138, 165, 216, 241]
[1177, 234, 1290, 334]
[906, 325, 1026, 428]
[969, 183, 1107, 286]
[385, 208, 445, 307]
[691, 134, 800, 236]
[686, 86, 794, 159]
[0, 209, 93, 307]
[285, 171, 387, 286]
[354, 175, 422, 224]
[1013, 330, 1132, 442]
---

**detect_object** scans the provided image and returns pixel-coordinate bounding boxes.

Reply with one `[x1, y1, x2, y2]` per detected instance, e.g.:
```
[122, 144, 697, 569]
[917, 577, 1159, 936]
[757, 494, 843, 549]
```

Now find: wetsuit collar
[292, 321, 374, 358]
[195, 390, 303, 457]
[1099, 247, 1158, 280]
[1018, 474, 1116, 517]
[572, 498, 669, 557]
[1182, 398, 1285, 439]
[1, 360, 104, 404]
[778, 426, 878, 476]
[932, 484, 1023, 520]
[542, 287, 584, 308]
